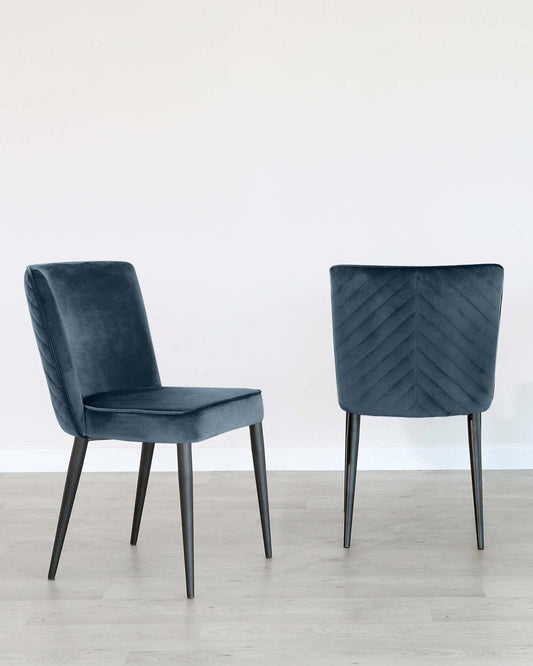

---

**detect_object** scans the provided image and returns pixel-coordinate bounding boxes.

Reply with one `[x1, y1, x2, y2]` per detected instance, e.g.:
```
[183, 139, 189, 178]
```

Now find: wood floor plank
[1, 470, 533, 665]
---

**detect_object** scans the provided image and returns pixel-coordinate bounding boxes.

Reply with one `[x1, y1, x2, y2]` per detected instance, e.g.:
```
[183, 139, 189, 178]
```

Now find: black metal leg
[48, 436, 89, 580]
[344, 413, 361, 548]
[249, 423, 273, 559]
[344, 411, 350, 514]
[177, 442, 194, 599]
[130, 442, 155, 546]
[468, 413, 484, 550]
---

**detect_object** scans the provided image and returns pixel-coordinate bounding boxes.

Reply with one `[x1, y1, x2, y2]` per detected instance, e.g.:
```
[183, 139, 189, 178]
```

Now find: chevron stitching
[334, 277, 414, 341]
[331, 265, 502, 417]
[417, 295, 495, 358]
[453, 266, 501, 313]
[423, 278, 499, 338]
[335, 296, 414, 368]
[333, 269, 405, 326]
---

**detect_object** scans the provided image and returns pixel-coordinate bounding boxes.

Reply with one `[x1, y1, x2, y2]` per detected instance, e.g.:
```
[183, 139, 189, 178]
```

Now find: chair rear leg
[250, 423, 272, 559]
[468, 413, 484, 550]
[48, 436, 89, 580]
[130, 442, 155, 545]
[177, 442, 194, 599]
[344, 414, 361, 548]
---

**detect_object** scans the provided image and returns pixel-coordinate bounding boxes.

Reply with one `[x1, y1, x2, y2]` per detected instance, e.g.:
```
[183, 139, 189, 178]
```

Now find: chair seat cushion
[83, 386, 264, 443]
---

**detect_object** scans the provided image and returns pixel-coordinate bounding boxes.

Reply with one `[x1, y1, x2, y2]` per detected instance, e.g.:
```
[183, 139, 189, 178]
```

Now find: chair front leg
[48, 436, 89, 580]
[344, 413, 361, 548]
[249, 422, 272, 559]
[130, 442, 155, 545]
[177, 442, 194, 599]
[468, 413, 484, 550]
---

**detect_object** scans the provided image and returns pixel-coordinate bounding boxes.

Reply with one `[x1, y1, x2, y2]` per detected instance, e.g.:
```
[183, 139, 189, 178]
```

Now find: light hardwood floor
[1, 470, 533, 665]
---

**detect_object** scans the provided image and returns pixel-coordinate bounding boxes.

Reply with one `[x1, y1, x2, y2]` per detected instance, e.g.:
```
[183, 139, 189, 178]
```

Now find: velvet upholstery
[25, 262, 263, 442]
[330, 264, 504, 417]
[84, 387, 264, 443]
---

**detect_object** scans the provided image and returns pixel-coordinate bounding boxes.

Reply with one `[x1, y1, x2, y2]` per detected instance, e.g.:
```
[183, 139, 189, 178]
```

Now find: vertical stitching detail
[26, 268, 83, 435]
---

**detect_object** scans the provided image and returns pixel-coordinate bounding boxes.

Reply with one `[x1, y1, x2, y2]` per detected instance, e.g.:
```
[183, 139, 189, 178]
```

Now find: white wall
[1, 1, 532, 471]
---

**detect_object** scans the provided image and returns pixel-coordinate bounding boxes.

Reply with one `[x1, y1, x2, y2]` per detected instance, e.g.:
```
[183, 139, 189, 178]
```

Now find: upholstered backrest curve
[330, 264, 504, 418]
[25, 262, 161, 436]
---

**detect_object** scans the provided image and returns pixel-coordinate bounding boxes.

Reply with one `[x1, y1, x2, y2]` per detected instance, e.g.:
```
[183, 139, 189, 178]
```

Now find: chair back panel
[330, 264, 503, 417]
[25, 262, 160, 435]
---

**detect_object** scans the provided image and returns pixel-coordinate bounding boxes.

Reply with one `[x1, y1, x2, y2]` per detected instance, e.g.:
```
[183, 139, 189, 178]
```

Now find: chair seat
[83, 386, 264, 443]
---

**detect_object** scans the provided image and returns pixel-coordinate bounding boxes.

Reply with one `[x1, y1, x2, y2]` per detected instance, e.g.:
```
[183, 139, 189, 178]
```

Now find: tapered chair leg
[344, 411, 350, 514]
[344, 413, 361, 548]
[177, 442, 194, 599]
[130, 442, 155, 545]
[468, 413, 484, 550]
[249, 423, 273, 559]
[48, 436, 89, 580]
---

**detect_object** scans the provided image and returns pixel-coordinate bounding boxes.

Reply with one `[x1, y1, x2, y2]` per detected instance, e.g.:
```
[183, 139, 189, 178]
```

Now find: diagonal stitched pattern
[330, 264, 503, 417]
[24, 269, 80, 434]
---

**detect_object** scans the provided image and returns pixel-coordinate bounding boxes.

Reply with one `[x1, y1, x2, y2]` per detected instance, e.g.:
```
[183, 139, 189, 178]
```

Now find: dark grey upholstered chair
[330, 264, 504, 550]
[25, 261, 272, 598]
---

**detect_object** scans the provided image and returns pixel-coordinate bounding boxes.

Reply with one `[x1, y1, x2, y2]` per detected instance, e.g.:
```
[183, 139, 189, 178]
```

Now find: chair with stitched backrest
[25, 261, 272, 598]
[330, 264, 504, 550]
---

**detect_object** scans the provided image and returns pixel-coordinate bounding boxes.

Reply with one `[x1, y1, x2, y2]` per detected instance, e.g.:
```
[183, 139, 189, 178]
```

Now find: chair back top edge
[330, 263, 503, 272]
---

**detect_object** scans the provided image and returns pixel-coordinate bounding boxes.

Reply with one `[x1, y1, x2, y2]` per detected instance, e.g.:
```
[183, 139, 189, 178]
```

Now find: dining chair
[25, 261, 272, 598]
[330, 264, 504, 550]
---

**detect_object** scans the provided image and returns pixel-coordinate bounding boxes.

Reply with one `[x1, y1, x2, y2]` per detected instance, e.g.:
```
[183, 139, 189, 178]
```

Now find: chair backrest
[330, 264, 504, 417]
[25, 261, 161, 436]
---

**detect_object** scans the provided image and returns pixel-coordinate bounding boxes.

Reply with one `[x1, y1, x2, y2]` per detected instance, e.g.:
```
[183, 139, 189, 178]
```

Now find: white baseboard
[0, 443, 532, 472]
